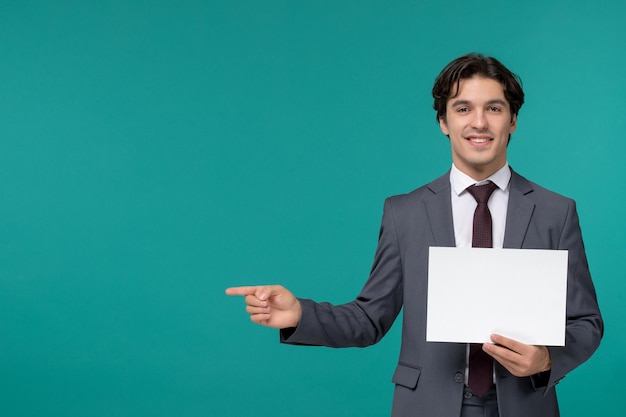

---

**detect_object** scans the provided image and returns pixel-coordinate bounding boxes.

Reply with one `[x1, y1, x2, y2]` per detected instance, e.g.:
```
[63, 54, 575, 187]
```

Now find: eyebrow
[450, 99, 508, 107]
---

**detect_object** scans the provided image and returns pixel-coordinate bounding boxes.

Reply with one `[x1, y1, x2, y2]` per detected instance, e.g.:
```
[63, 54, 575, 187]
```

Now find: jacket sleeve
[280, 198, 404, 347]
[544, 200, 603, 391]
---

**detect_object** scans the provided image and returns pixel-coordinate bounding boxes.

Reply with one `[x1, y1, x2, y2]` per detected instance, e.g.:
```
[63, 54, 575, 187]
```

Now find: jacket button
[454, 372, 464, 383]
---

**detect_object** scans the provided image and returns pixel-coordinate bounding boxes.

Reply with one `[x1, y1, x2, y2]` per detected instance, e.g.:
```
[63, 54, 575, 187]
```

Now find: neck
[453, 163, 507, 182]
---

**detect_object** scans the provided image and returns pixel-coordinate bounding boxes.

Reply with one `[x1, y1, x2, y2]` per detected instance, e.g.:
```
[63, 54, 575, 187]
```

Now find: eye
[487, 106, 501, 112]
[456, 107, 469, 113]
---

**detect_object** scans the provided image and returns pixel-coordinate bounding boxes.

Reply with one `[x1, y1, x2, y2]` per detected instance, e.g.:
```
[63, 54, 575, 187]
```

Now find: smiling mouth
[466, 137, 492, 143]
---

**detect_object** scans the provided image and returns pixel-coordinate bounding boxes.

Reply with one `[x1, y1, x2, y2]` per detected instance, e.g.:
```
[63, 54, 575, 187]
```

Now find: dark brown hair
[432, 53, 524, 122]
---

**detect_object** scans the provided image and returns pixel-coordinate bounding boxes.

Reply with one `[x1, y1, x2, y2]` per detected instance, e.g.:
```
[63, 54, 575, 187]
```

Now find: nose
[470, 110, 487, 130]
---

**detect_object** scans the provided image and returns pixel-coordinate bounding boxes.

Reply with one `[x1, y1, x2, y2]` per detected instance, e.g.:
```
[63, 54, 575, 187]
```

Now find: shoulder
[510, 170, 575, 208]
[384, 171, 450, 208]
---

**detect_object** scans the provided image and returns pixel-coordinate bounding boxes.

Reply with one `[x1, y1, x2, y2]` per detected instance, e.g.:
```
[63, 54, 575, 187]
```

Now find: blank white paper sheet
[426, 247, 568, 346]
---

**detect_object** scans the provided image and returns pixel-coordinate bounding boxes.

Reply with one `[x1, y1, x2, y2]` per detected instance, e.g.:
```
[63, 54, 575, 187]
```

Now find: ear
[439, 116, 449, 136]
[509, 113, 517, 134]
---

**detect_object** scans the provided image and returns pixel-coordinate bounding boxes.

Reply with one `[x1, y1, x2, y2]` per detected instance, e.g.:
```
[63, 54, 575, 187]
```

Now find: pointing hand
[225, 285, 302, 329]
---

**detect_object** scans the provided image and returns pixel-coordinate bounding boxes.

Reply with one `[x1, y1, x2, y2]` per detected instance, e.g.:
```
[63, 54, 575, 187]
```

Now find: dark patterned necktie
[466, 181, 498, 397]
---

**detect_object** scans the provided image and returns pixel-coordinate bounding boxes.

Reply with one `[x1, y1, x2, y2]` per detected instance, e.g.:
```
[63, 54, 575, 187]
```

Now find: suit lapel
[424, 172, 456, 247]
[423, 169, 535, 248]
[503, 170, 536, 249]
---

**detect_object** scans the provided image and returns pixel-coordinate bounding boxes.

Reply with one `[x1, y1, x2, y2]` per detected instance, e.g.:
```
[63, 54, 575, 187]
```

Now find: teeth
[469, 138, 490, 143]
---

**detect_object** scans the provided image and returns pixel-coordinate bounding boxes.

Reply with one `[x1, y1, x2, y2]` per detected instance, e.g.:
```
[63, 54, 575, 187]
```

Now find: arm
[544, 200, 603, 388]
[226, 198, 405, 348]
[280, 198, 405, 347]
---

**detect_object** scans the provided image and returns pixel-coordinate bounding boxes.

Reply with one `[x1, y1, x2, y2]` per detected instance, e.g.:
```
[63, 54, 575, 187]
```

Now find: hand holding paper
[484, 334, 552, 377]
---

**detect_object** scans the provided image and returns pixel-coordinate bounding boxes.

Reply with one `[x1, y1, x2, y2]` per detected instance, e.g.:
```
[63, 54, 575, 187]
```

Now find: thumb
[255, 285, 283, 301]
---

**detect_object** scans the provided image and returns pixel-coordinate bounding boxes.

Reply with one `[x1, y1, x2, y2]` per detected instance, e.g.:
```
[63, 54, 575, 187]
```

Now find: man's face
[439, 76, 517, 181]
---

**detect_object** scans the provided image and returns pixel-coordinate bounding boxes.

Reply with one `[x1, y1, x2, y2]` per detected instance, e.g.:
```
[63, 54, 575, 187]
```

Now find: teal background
[1, 1, 624, 415]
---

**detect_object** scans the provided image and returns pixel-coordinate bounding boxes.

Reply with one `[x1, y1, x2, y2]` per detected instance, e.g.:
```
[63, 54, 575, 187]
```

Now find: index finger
[225, 286, 264, 297]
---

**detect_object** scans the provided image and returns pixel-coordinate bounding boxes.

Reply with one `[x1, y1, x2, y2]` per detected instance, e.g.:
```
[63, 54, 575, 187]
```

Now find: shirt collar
[450, 163, 511, 196]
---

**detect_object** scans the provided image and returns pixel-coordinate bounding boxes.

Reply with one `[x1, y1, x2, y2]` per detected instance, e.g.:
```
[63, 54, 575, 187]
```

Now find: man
[226, 53, 603, 417]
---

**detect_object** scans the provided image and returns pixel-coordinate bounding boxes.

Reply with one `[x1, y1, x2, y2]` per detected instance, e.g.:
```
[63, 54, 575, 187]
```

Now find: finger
[490, 334, 524, 354]
[246, 305, 270, 315]
[250, 313, 271, 325]
[225, 285, 278, 299]
[244, 295, 268, 308]
[484, 342, 519, 363]
[225, 286, 261, 296]
[225, 285, 276, 298]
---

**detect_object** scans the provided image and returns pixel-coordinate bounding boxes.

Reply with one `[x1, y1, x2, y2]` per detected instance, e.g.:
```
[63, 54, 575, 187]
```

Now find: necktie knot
[466, 181, 498, 204]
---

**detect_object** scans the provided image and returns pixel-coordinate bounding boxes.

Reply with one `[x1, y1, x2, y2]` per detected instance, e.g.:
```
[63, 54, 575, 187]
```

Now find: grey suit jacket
[282, 170, 603, 417]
